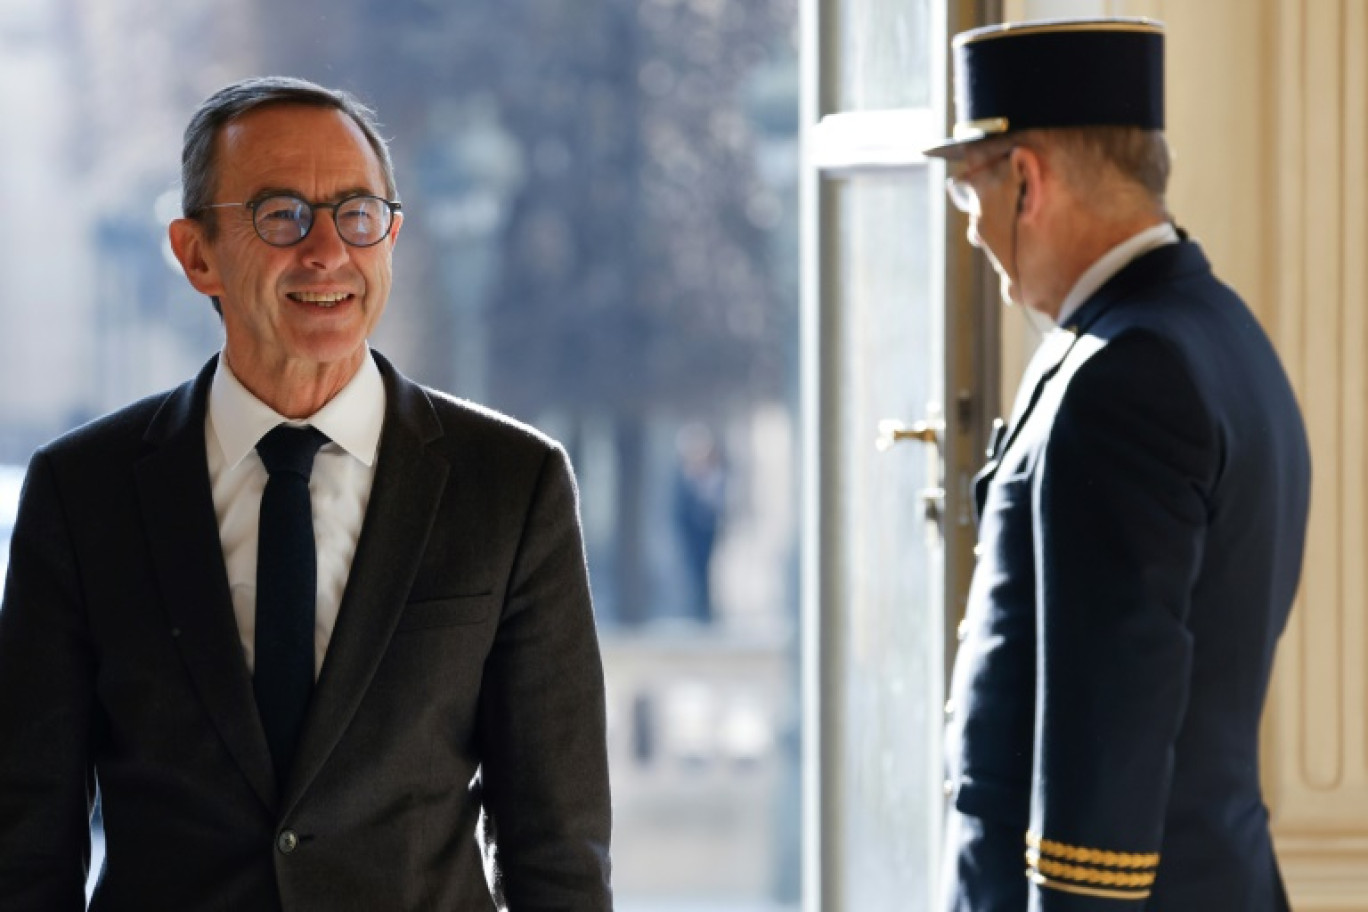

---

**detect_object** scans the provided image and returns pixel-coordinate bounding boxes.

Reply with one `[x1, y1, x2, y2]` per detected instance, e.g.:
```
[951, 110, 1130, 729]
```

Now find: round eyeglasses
[198, 193, 403, 248]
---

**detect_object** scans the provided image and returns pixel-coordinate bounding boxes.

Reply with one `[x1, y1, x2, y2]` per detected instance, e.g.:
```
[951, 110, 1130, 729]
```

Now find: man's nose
[298, 213, 350, 270]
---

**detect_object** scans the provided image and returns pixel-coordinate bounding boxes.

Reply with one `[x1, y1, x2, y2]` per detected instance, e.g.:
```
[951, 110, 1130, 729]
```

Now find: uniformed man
[926, 18, 1310, 911]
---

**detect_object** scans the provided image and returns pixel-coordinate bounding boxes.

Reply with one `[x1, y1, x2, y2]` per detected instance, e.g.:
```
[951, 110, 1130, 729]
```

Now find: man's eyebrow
[246, 187, 301, 202]
[247, 187, 380, 203]
[329, 187, 382, 202]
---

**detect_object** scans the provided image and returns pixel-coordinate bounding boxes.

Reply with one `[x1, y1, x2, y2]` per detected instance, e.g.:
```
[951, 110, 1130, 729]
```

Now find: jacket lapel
[973, 327, 1079, 516]
[973, 241, 1207, 517]
[135, 355, 278, 813]
[283, 354, 448, 814]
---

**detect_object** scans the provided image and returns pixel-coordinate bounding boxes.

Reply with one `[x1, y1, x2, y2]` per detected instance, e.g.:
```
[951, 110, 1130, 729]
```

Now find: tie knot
[256, 425, 329, 480]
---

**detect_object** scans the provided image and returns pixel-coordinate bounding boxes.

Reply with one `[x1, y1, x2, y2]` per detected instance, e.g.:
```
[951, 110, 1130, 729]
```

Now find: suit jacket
[0, 351, 613, 911]
[943, 241, 1310, 911]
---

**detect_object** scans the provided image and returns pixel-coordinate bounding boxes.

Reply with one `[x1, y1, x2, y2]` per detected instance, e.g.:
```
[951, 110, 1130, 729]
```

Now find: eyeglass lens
[943, 148, 1014, 215]
[253, 195, 394, 247]
[945, 178, 976, 214]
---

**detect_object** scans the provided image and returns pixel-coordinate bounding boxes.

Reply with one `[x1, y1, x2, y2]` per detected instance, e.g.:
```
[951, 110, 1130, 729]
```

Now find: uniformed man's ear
[1010, 146, 1046, 220]
[168, 218, 225, 297]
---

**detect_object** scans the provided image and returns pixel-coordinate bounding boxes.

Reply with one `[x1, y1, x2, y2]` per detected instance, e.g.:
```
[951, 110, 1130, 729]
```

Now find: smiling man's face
[173, 103, 400, 407]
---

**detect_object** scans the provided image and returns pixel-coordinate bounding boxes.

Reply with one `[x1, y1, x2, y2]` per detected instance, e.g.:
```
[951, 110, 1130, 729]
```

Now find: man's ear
[1010, 146, 1046, 221]
[168, 218, 225, 297]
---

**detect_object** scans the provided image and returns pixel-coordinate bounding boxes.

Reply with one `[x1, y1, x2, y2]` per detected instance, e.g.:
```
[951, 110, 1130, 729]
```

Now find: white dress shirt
[1055, 221, 1180, 328]
[205, 350, 386, 677]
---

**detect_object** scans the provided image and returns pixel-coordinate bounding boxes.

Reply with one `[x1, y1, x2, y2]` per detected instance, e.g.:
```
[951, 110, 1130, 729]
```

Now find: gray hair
[1040, 126, 1171, 203]
[180, 76, 398, 233]
[974, 126, 1171, 212]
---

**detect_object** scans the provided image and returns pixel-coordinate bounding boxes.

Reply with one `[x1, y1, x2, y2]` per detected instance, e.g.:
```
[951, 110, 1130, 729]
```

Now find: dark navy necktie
[254, 424, 329, 783]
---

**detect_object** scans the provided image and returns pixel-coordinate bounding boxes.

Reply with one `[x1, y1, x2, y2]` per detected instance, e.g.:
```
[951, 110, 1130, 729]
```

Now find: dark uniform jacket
[0, 351, 613, 911]
[943, 240, 1310, 910]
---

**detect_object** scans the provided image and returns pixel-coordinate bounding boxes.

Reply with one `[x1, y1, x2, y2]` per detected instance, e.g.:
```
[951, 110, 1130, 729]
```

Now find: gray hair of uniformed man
[180, 75, 399, 237]
[972, 126, 1171, 215]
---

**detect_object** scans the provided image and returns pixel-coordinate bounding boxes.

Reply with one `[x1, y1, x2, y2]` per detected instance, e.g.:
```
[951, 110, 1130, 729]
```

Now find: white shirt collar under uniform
[1055, 221, 1180, 329]
[208, 348, 386, 469]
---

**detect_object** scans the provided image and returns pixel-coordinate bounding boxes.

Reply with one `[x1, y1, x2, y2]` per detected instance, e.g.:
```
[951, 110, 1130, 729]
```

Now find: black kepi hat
[924, 18, 1165, 159]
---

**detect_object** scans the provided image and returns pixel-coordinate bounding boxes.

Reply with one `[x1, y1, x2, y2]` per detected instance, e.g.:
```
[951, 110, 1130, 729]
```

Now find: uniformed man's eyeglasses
[945, 148, 1015, 214]
[197, 193, 403, 248]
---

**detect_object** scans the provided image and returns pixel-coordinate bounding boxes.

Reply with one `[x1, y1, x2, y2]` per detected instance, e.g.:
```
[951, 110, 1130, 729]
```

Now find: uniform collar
[207, 348, 386, 470]
[1055, 221, 1179, 328]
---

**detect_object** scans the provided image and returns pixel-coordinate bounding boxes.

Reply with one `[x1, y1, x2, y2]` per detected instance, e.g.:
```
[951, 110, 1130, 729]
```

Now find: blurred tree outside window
[0, 0, 800, 908]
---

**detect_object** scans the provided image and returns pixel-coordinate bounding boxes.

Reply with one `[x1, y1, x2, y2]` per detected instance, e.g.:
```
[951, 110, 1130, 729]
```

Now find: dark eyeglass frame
[945, 147, 1015, 214]
[197, 192, 403, 248]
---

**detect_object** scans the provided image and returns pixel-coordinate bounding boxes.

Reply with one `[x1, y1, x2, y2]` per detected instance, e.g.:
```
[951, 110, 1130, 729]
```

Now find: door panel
[804, 0, 995, 908]
[830, 174, 944, 907]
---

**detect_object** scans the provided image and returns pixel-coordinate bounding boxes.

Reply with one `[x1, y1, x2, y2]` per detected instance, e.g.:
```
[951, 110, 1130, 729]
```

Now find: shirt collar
[208, 349, 386, 471]
[1055, 221, 1180, 329]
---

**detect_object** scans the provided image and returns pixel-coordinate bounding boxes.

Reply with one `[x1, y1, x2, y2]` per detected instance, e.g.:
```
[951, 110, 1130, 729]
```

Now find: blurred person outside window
[672, 423, 726, 624]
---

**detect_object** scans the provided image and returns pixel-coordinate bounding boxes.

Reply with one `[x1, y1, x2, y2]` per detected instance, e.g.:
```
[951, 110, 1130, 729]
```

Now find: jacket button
[942, 779, 955, 797]
[277, 830, 299, 855]
[956, 618, 969, 642]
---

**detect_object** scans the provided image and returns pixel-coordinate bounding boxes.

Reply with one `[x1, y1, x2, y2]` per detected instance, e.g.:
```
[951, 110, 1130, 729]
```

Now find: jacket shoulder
[420, 386, 565, 459]
[38, 385, 185, 465]
[372, 349, 564, 461]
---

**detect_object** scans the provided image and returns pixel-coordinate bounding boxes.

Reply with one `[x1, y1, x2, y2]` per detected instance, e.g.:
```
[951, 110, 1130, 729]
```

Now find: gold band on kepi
[924, 17, 1165, 159]
[952, 117, 1010, 143]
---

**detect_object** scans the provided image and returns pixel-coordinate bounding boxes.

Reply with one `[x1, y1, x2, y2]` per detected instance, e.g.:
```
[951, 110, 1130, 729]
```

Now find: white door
[802, 0, 995, 907]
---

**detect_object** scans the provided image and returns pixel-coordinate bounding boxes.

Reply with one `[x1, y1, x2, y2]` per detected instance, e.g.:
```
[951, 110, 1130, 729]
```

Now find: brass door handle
[877, 414, 946, 538]
[876, 418, 944, 452]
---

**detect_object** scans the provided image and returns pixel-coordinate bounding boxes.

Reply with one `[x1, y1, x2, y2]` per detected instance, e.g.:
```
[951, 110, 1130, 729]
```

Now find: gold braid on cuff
[1025, 831, 1159, 900]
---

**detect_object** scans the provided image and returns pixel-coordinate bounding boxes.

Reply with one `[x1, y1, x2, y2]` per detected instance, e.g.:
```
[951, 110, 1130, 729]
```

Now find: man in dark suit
[925, 19, 1310, 911]
[0, 76, 612, 910]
